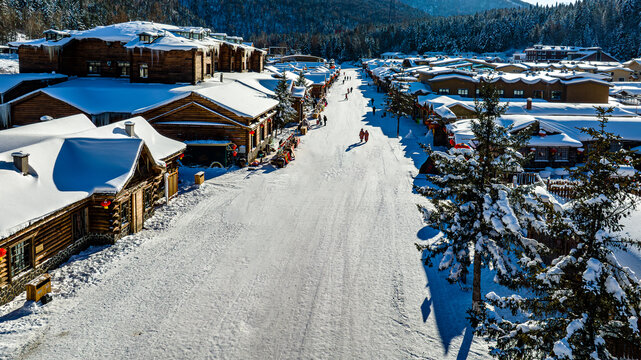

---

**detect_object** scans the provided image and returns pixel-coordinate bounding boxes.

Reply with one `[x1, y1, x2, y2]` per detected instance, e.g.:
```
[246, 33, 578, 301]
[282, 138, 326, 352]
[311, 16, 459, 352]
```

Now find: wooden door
[167, 171, 179, 198]
[132, 190, 144, 233]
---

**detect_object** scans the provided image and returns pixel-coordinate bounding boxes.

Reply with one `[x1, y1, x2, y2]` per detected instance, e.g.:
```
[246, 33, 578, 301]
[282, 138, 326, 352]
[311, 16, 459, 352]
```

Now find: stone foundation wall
[0, 235, 94, 305]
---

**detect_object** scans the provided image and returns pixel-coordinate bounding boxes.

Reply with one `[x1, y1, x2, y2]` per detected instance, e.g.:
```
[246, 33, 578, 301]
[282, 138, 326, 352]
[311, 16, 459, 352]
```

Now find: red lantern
[538, 130, 546, 137]
[179, 153, 184, 160]
[550, 148, 558, 155]
[530, 147, 536, 152]
[231, 144, 237, 150]
[268, 118, 272, 123]
[260, 124, 265, 128]
[449, 139, 455, 147]
[232, 151, 238, 157]
[0, 248, 6, 259]
[454, 143, 471, 149]
[577, 148, 584, 154]
[101, 199, 112, 209]
[249, 130, 255, 135]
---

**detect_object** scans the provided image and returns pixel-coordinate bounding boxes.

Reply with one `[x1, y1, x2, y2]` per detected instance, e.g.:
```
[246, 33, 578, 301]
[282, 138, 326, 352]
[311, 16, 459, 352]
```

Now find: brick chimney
[526, 97, 533, 110]
[125, 121, 135, 137]
[12, 151, 29, 175]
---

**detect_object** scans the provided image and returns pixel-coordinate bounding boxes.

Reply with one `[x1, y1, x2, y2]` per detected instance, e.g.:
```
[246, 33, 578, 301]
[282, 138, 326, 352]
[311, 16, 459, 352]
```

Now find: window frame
[87, 61, 101, 75]
[457, 88, 469, 97]
[10, 240, 32, 278]
[438, 88, 450, 95]
[139, 64, 149, 79]
[513, 89, 524, 98]
[551, 90, 563, 101]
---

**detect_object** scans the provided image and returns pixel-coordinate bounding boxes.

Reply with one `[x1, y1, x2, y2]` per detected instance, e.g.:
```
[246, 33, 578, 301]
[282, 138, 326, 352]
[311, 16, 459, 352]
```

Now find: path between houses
[4, 68, 492, 360]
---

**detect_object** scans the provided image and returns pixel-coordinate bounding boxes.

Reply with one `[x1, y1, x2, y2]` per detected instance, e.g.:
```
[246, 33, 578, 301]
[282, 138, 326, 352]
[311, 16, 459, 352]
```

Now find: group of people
[359, 128, 370, 143]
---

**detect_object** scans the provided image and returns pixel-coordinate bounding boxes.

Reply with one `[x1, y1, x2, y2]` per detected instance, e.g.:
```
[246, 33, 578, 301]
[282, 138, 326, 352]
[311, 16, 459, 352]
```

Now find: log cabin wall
[17, 46, 61, 73]
[130, 48, 196, 84]
[250, 51, 265, 73]
[59, 39, 130, 78]
[0, 199, 91, 305]
[10, 92, 85, 127]
[218, 43, 234, 72]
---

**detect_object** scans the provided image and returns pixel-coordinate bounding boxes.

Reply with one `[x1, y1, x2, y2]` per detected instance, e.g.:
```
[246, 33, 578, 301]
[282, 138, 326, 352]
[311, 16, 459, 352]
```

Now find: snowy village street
[0, 68, 496, 360]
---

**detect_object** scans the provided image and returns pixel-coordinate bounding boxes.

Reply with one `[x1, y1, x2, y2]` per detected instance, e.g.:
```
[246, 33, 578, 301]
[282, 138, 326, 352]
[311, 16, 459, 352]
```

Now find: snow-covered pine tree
[384, 83, 414, 137]
[294, 69, 313, 114]
[273, 75, 297, 131]
[416, 81, 547, 315]
[479, 107, 641, 359]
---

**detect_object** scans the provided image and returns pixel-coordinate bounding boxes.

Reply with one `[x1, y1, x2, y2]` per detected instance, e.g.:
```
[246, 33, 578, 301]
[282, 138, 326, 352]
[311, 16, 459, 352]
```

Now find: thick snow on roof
[0, 135, 142, 239]
[78, 117, 186, 164]
[0, 73, 67, 94]
[0, 114, 94, 153]
[17, 77, 191, 114]
[291, 86, 306, 98]
[11, 21, 263, 53]
[194, 81, 278, 118]
[528, 133, 583, 147]
[418, 94, 636, 117]
[611, 82, 641, 96]
[0, 113, 184, 238]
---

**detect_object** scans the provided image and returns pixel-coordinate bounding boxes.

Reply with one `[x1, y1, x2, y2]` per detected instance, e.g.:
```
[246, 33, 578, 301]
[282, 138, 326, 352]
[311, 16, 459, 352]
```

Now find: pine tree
[384, 83, 415, 137]
[273, 75, 297, 132]
[416, 82, 547, 316]
[478, 107, 641, 359]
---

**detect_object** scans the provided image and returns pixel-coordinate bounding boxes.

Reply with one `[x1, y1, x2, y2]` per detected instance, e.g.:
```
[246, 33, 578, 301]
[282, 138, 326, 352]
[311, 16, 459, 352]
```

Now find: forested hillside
[253, 0, 641, 61]
[2, 0, 641, 63]
[0, 0, 422, 42]
[399, 0, 527, 16]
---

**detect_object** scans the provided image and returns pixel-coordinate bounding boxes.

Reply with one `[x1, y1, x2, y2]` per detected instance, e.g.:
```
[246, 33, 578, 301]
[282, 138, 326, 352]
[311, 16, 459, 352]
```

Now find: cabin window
[118, 61, 130, 77]
[497, 89, 504, 97]
[475, 88, 480, 97]
[10, 240, 32, 278]
[438, 88, 449, 95]
[45, 33, 56, 41]
[87, 61, 101, 75]
[534, 147, 548, 162]
[514, 89, 524, 98]
[120, 199, 131, 227]
[457, 89, 469, 97]
[139, 64, 149, 79]
[72, 209, 88, 241]
[551, 91, 562, 101]
[143, 187, 154, 210]
[555, 147, 569, 161]
[533, 90, 544, 99]
[619, 78, 625, 82]
[139, 34, 151, 43]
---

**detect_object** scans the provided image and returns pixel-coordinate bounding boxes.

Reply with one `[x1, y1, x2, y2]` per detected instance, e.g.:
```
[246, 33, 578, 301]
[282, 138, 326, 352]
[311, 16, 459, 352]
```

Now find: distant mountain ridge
[399, 0, 529, 16]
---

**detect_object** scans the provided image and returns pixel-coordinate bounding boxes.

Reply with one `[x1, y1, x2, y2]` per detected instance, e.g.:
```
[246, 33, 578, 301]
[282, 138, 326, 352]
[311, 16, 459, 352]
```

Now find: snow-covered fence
[511, 172, 542, 186]
[546, 179, 579, 199]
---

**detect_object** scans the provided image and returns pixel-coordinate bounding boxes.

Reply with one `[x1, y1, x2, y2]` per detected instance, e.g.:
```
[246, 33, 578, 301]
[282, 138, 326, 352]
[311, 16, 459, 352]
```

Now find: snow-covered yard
[1, 67, 640, 359]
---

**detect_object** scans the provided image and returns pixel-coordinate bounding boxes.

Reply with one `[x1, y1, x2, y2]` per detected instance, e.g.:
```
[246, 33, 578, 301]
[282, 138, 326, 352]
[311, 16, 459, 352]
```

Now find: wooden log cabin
[11, 21, 265, 85]
[0, 114, 185, 305]
[136, 81, 278, 165]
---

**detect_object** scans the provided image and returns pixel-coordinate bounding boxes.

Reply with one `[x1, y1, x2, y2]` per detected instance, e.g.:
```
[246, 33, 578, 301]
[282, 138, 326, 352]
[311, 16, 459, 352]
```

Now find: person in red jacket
[364, 130, 370, 143]
[359, 128, 365, 142]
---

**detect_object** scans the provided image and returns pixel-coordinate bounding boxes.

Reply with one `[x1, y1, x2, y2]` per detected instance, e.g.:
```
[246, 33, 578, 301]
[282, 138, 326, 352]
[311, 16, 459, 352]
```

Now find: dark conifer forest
[2, 0, 640, 60]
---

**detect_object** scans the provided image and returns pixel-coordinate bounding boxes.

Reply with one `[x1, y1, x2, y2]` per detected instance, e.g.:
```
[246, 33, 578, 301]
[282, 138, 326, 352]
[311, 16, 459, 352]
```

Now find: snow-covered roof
[0, 113, 185, 239]
[11, 21, 262, 53]
[12, 77, 191, 115]
[291, 86, 306, 98]
[193, 81, 278, 118]
[418, 94, 637, 118]
[0, 73, 67, 94]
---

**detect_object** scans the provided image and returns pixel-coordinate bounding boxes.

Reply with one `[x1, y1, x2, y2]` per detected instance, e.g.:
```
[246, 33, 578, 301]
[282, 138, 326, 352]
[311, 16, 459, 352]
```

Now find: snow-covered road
[2, 68, 490, 359]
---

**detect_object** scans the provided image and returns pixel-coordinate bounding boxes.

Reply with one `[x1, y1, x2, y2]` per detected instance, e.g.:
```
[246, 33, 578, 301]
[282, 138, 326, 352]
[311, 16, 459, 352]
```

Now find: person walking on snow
[359, 128, 365, 142]
[345, 93, 348, 100]
[364, 130, 370, 143]
[323, 115, 327, 126]
[372, 105, 376, 115]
